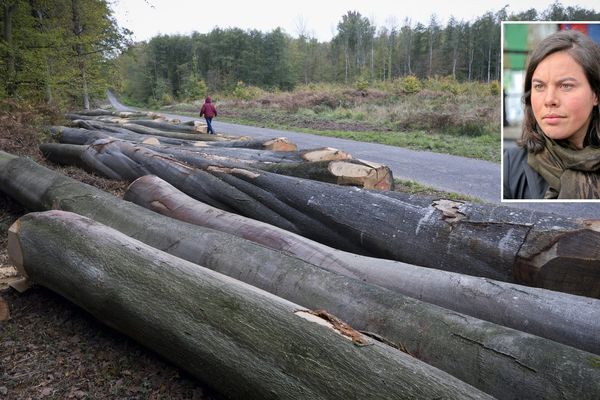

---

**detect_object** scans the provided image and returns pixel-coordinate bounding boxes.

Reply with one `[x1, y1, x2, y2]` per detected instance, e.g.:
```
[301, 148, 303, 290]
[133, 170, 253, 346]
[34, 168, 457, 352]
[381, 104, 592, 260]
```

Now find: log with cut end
[64, 109, 113, 117]
[124, 174, 600, 355]
[135, 146, 393, 190]
[37, 141, 600, 296]
[71, 120, 222, 142]
[65, 110, 151, 118]
[39, 141, 340, 244]
[39, 141, 366, 253]
[514, 225, 600, 295]
[123, 118, 206, 134]
[383, 191, 600, 297]
[260, 159, 394, 190]
[121, 122, 209, 140]
[199, 137, 297, 151]
[9, 210, 494, 400]
[180, 119, 208, 130]
[120, 123, 211, 141]
[300, 146, 351, 161]
[51, 125, 213, 147]
[202, 166, 600, 297]
[152, 143, 351, 164]
[3, 152, 600, 400]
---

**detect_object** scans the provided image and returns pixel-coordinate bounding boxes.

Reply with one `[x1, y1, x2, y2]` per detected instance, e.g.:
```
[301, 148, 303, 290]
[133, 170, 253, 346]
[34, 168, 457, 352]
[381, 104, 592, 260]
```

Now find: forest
[1, 1, 600, 109]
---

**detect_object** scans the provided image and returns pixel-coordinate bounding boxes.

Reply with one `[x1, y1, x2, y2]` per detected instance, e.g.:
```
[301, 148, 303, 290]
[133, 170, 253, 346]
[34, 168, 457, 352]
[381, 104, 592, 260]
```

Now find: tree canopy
[116, 3, 600, 105]
[0, 0, 129, 108]
[1, 1, 599, 108]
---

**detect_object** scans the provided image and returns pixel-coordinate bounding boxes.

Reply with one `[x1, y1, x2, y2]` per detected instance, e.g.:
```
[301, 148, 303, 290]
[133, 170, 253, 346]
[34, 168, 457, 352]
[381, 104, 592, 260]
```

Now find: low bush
[490, 80, 501, 96]
[398, 75, 422, 94]
[231, 81, 264, 100]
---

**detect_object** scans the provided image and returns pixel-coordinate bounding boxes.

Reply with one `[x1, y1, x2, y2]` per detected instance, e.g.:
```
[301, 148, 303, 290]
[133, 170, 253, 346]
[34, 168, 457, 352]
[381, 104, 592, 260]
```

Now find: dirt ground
[0, 106, 219, 399]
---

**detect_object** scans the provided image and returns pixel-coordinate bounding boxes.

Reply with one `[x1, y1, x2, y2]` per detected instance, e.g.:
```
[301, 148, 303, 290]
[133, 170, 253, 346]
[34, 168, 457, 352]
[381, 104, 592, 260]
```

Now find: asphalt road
[107, 92, 600, 219]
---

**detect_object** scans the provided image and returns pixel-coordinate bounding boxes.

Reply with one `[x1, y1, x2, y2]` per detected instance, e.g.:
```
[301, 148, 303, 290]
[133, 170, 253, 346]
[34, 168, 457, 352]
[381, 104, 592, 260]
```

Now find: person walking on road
[199, 96, 217, 134]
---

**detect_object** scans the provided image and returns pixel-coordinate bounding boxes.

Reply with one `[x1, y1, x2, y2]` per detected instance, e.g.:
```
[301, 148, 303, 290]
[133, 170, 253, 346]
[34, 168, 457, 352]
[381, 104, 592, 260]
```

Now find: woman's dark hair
[520, 29, 600, 152]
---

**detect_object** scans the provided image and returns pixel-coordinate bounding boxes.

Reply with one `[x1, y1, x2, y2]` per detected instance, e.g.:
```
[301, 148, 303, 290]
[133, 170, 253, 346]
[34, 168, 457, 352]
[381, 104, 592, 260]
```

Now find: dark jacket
[199, 97, 217, 118]
[503, 146, 549, 199]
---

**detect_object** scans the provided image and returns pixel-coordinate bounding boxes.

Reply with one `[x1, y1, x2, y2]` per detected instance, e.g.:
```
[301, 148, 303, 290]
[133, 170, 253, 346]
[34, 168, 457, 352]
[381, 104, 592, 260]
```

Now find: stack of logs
[2, 109, 600, 400]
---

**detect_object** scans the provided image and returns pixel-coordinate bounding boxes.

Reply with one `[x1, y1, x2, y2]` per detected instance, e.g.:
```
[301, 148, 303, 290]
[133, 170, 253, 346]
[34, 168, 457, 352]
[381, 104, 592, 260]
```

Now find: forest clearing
[1, 103, 600, 399]
[2, 1, 600, 399]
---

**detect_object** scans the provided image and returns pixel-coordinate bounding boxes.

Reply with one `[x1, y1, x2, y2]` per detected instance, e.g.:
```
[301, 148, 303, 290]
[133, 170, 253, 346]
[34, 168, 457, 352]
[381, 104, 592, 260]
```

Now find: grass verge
[218, 115, 501, 163]
[394, 179, 484, 203]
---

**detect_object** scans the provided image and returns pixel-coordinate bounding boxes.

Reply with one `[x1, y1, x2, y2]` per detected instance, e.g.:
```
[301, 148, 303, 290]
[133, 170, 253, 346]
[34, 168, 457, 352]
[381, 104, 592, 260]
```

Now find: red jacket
[200, 97, 217, 118]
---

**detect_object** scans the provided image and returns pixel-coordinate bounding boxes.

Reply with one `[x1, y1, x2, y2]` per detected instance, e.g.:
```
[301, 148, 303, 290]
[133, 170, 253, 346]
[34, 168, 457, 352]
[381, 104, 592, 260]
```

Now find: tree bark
[125, 174, 600, 356]
[299, 146, 352, 161]
[3, 151, 600, 400]
[65, 109, 150, 118]
[53, 130, 307, 163]
[9, 210, 492, 400]
[259, 159, 394, 190]
[151, 144, 352, 165]
[73, 118, 215, 140]
[124, 119, 207, 134]
[40, 141, 365, 254]
[71, 119, 296, 149]
[39, 140, 600, 297]
[51, 125, 217, 147]
[208, 166, 600, 297]
[120, 122, 208, 139]
[198, 137, 298, 151]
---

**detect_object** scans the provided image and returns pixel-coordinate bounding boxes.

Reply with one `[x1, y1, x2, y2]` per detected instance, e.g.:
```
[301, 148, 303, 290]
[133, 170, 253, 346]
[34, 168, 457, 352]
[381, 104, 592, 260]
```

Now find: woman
[503, 29, 600, 199]
[199, 96, 217, 134]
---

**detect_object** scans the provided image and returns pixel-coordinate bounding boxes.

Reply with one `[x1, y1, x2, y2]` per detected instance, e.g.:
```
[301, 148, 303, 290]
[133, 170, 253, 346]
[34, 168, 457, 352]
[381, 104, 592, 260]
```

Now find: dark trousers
[205, 117, 214, 134]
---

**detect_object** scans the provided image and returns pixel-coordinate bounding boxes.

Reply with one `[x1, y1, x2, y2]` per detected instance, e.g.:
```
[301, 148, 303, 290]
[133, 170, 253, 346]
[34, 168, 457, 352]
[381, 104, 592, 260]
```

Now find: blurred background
[502, 22, 600, 148]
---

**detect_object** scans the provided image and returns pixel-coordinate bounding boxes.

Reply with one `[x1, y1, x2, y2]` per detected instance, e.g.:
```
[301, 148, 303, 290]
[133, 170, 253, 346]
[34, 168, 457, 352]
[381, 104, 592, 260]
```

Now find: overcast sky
[110, 0, 600, 42]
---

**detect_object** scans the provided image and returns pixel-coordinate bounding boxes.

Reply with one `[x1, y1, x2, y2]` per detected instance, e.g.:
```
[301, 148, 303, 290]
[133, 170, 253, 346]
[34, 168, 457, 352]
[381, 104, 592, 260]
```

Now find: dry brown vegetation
[0, 101, 217, 399]
[165, 79, 500, 138]
[160, 80, 501, 162]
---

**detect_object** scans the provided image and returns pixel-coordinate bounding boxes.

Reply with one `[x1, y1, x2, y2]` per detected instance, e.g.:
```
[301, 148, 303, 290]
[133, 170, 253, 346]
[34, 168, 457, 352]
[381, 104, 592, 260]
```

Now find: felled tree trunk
[259, 159, 394, 190]
[121, 122, 208, 139]
[198, 137, 297, 151]
[73, 118, 218, 141]
[151, 143, 347, 164]
[134, 145, 392, 190]
[38, 140, 600, 297]
[125, 174, 600, 356]
[299, 146, 352, 161]
[2, 151, 600, 400]
[58, 122, 221, 144]
[9, 210, 494, 400]
[124, 118, 204, 134]
[40, 140, 366, 254]
[65, 110, 150, 118]
[64, 109, 114, 117]
[203, 165, 600, 297]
